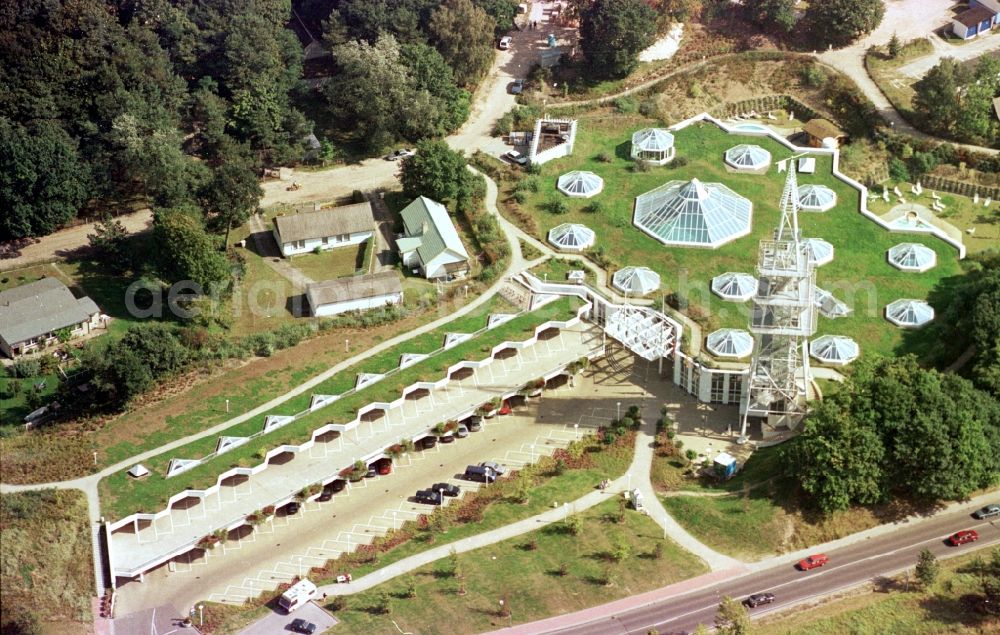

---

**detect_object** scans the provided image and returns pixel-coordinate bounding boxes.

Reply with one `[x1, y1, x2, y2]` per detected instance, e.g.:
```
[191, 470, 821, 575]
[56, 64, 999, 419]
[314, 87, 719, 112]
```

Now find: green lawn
[318, 498, 708, 635]
[99, 295, 581, 518]
[289, 242, 369, 281]
[512, 115, 965, 362]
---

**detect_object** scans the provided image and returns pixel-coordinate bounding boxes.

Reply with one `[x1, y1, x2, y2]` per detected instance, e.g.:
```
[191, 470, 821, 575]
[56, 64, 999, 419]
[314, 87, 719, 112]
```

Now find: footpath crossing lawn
[322, 498, 708, 635]
[100, 296, 581, 519]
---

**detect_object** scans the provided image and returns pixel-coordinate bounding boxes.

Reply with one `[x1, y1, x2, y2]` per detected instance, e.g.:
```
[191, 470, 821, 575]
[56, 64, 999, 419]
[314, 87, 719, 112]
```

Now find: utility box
[714, 452, 738, 480]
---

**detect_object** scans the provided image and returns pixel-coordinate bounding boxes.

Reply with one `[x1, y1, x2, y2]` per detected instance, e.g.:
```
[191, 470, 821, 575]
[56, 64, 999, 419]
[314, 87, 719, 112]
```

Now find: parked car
[504, 150, 528, 165]
[499, 36, 512, 50]
[948, 530, 979, 546]
[464, 465, 497, 482]
[973, 504, 1000, 520]
[510, 78, 525, 95]
[318, 484, 336, 502]
[797, 554, 829, 571]
[439, 433, 455, 444]
[479, 461, 506, 475]
[384, 148, 415, 161]
[290, 618, 317, 634]
[415, 489, 442, 505]
[377, 461, 392, 475]
[422, 436, 438, 449]
[498, 399, 512, 415]
[285, 501, 301, 515]
[365, 466, 377, 478]
[744, 592, 775, 608]
[432, 482, 461, 497]
[455, 424, 470, 438]
[330, 479, 346, 493]
[467, 416, 483, 432]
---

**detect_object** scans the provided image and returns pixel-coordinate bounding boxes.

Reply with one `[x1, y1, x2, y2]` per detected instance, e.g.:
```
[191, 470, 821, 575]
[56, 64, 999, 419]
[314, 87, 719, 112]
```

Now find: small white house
[951, 4, 997, 39]
[306, 271, 403, 317]
[272, 201, 375, 257]
[397, 197, 471, 280]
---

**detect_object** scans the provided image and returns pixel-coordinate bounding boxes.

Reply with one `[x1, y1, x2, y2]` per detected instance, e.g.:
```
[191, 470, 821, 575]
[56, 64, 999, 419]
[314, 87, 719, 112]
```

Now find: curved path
[317, 379, 739, 597]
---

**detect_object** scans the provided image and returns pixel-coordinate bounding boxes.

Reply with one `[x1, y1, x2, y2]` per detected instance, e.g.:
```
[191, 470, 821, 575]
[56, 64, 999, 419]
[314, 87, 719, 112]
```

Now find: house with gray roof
[306, 271, 403, 317]
[0, 278, 103, 358]
[272, 201, 375, 257]
[397, 197, 471, 280]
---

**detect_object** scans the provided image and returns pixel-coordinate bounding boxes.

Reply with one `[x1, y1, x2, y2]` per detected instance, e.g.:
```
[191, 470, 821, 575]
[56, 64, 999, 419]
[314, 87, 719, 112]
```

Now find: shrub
[595, 151, 613, 163]
[312, 245, 322, 255]
[632, 159, 651, 173]
[512, 190, 527, 204]
[888, 157, 910, 182]
[9, 358, 40, 378]
[328, 596, 347, 611]
[548, 197, 569, 214]
[613, 96, 639, 114]
[687, 81, 703, 98]
[801, 65, 827, 88]
[583, 200, 604, 214]
[668, 156, 689, 169]
[685, 449, 698, 461]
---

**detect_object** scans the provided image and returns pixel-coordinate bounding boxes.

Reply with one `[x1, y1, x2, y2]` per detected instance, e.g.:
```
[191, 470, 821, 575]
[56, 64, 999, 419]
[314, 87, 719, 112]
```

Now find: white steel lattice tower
[740, 163, 817, 437]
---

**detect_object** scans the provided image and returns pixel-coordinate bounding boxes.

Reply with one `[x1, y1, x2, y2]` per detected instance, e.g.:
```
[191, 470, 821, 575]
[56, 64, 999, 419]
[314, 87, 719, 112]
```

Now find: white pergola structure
[706, 328, 753, 358]
[633, 178, 753, 248]
[885, 299, 934, 328]
[557, 170, 604, 198]
[547, 223, 595, 252]
[800, 238, 834, 267]
[724, 144, 772, 172]
[711, 272, 757, 302]
[604, 305, 676, 362]
[631, 128, 676, 165]
[809, 335, 859, 366]
[797, 184, 837, 212]
[887, 243, 936, 272]
[612, 266, 661, 296]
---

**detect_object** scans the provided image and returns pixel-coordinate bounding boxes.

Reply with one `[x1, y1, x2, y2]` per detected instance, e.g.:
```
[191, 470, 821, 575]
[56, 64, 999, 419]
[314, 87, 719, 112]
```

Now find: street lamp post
[616, 401, 621, 420]
[198, 604, 204, 627]
[225, 398, 230, 413]
[574, 423, 579, 438]
[345, 338, 350, 352]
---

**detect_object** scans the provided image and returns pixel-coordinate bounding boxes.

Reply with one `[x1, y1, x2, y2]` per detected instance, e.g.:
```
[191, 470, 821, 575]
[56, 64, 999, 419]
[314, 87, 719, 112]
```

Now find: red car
[948, 530, 979, 546]
[798, 554, 829, 571]
[498, 399, 512, 416]
[376, 458, 392, 475]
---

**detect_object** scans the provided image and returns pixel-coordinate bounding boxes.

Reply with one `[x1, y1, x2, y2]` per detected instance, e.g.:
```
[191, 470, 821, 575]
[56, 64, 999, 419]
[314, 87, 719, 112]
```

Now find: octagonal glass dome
[887, 243, 936, 272]
[711, 272, 757, 302]
[557, 170, 604, 198]
[801, 238, 834, 267]
[810, 335, 859, 366]
[612, 266, 661, 296]
[797, 184, 837, 212]
[633, 178, 752, 248]
[724, 144, 771, 171]
[706, 328, 753, 358]
[547, 223, 595, 252]
[631, 128, 676, 164]
[885, 299, 934, 328]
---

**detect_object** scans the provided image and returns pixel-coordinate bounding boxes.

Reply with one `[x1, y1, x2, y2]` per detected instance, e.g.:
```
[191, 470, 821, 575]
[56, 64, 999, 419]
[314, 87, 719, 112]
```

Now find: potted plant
[478, 398, 500, 418]
[525, 378, 545, 398]
[262, 505, 276, 522]
[197, 534, 220, 550]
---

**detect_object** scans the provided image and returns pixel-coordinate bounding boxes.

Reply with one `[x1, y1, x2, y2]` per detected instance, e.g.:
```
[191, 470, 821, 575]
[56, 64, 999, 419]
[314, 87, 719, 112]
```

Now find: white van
[279, 578, 317, 612]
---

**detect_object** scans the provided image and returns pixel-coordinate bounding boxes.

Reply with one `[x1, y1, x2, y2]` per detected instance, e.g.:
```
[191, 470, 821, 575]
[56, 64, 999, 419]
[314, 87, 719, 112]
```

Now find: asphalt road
[544, 504, 1000, 634]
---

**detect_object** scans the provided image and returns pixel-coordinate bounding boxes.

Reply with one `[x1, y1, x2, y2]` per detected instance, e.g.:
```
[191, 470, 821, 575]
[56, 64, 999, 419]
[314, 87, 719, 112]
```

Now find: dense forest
[0, 0, 513, 241]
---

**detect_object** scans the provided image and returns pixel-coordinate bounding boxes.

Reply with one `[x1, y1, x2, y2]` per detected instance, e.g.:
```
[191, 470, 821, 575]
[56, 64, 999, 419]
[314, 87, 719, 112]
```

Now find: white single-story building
[306, 271, 404, 317]
[272, 201, 376, 257]
[397, 197, 471, 281]
[0, 278, 102, 358]
[952, 3, 997, 39]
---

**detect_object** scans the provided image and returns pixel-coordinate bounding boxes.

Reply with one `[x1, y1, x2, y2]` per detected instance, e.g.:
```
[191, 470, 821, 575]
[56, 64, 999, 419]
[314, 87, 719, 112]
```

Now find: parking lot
[236, 602, 337, 635]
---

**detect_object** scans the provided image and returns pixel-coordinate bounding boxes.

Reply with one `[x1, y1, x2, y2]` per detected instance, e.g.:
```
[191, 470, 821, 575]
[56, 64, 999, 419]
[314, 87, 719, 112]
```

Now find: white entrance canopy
[809, 335, 859, 365]
[605, 305, 676, 361]
[612, 266, 661, 296]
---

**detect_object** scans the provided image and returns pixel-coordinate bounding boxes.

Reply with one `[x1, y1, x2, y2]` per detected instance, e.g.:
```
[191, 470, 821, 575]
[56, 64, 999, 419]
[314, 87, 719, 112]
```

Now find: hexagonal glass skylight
[724, 144, 771, 171]
[809, 335, 859, 365]
[887, 243, 936, 272]
[797, 184, 837, 212]
[557, 171, 604, 198]
[612, 266, 661, 296]
[706, 328, 753, 358]
[885, 299, 934, 328]
[711, 272, 757, 302]
[547, 223, 595, 252]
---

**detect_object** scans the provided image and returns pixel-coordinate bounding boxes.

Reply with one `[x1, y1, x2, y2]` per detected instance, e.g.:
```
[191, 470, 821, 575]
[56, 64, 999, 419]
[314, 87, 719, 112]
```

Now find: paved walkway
[314, 357, 738, 597]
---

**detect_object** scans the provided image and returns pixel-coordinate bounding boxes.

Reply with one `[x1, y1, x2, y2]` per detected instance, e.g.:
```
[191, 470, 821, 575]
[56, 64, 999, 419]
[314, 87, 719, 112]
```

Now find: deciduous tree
[153, 208, 231, 291]
[400, 140, 472, 203]
[806, 0, 884, 47]
[714, 596, 752, 635]
[428, 0, 497, 86]
[580, 0, 657, 79]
